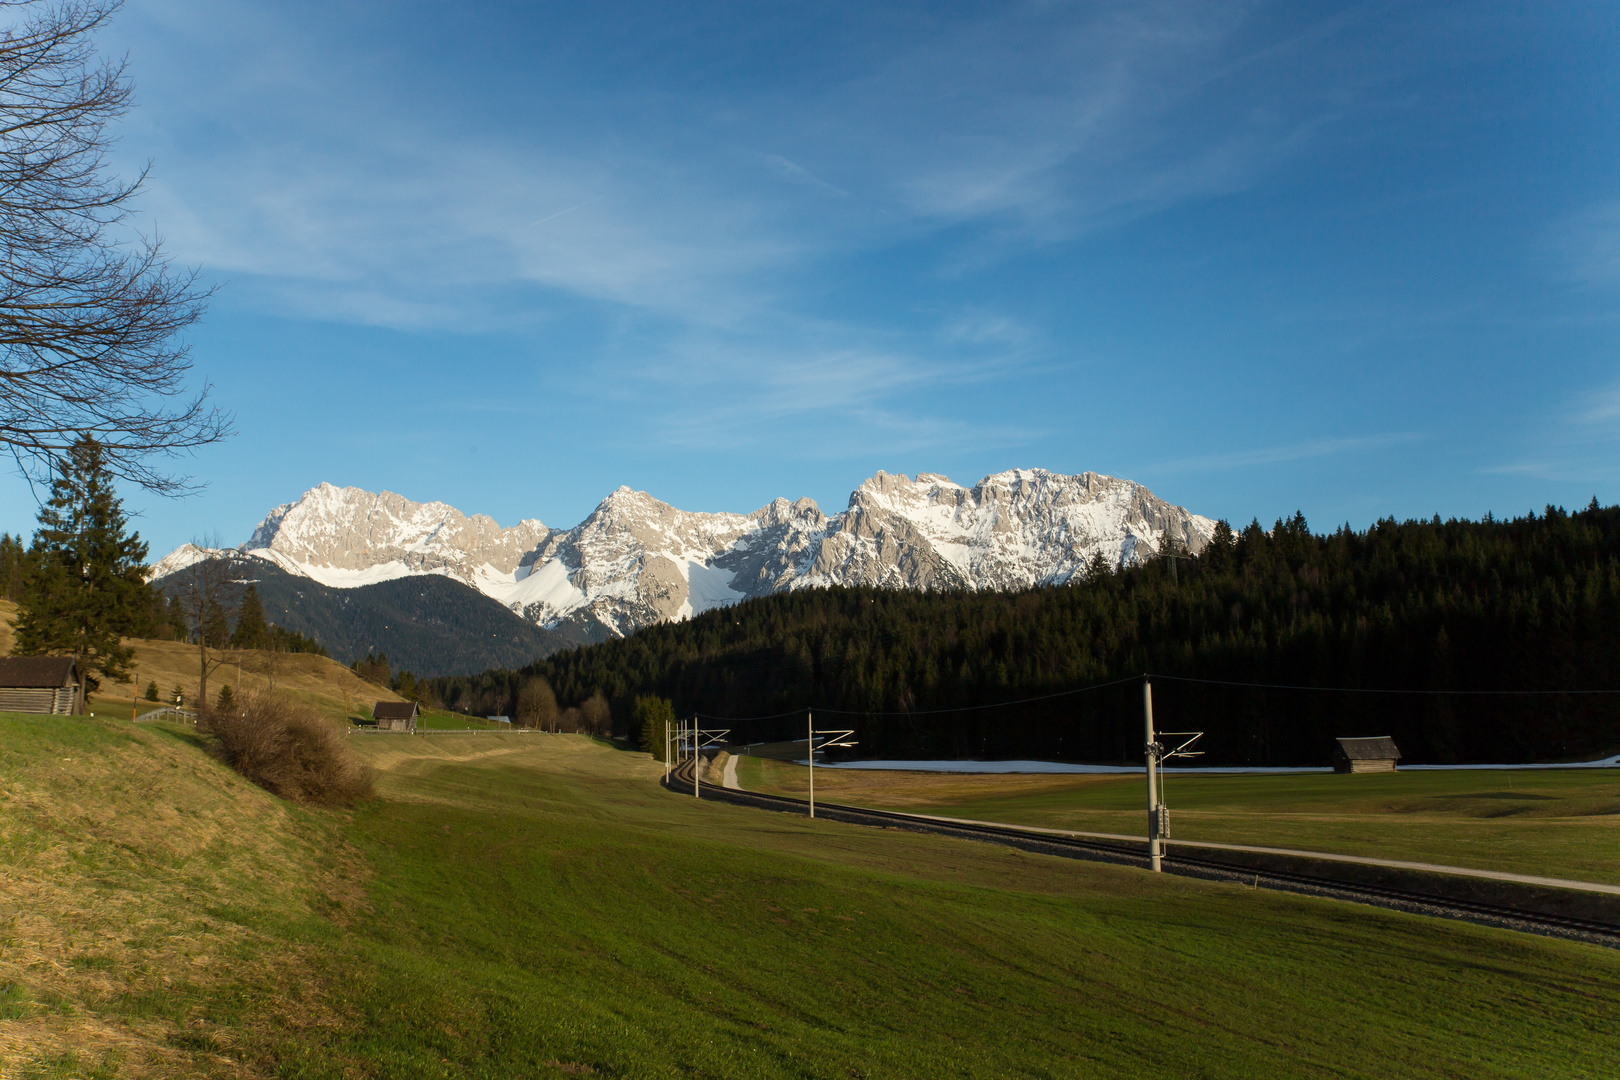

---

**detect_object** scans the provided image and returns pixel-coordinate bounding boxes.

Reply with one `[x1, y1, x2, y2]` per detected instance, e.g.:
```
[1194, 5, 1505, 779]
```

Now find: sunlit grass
[736, 755, 1620, 884]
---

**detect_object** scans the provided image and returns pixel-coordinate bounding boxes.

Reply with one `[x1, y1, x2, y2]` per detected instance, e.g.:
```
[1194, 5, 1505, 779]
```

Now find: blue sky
[5, 0, 1620, 557]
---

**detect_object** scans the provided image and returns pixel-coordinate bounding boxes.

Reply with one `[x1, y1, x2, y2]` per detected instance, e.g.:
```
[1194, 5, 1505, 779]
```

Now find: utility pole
[685, 718, 729, 798]
[664, 714, 671, 782]
[1144, 677, 1161, 873]
[808, 711, 815, 818]
[1142, 677, 1204, 875]
[804, 714, 856, 820]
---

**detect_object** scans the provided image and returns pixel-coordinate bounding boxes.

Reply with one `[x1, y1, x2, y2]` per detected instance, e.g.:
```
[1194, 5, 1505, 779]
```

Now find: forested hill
[434, 502, 1620, 766]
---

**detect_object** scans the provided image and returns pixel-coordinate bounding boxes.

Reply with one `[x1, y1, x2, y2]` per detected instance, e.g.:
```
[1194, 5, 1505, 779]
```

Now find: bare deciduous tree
[0, 1, 228, 494]
[168, 537, 240, 711]
[515, 676, 557, 730]
[579, 691, 611, 737]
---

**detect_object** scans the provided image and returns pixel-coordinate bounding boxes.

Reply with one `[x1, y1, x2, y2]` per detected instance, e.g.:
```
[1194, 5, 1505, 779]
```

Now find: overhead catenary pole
[664, 714, 671, 782]
[693, 715, 700, 798]
[808, 710, 815, 819]
[1144, 677, 1161, 873]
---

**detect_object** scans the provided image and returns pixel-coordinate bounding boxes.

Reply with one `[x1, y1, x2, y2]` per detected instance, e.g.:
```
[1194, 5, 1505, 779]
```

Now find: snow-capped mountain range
[151, 470, 1215, 639]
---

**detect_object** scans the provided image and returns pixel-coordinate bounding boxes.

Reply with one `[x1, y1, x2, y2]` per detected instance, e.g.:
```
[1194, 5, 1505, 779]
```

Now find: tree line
[428, 502, 1620, 766]
[6, 436, 324, 710]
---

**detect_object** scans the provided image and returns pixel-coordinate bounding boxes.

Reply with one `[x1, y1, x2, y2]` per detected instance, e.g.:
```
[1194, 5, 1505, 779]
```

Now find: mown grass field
[415, 708, 506, 731]
[4, 717, 1619, 1077]
[734, 755, 1620, 885]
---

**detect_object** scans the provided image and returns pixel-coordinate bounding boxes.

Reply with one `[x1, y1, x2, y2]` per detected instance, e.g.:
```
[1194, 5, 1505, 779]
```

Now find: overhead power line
[689, 671, 1620, 724]
[1148, 674, 1620, 696]
[692, 673, 1144, 723]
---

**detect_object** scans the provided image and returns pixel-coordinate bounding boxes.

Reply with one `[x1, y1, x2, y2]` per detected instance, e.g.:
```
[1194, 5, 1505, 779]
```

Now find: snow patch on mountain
[153, 469, 1215, 638]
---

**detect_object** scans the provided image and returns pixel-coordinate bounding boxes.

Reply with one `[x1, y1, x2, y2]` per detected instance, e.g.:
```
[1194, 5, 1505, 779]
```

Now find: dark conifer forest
[435, 502, 1620, 765]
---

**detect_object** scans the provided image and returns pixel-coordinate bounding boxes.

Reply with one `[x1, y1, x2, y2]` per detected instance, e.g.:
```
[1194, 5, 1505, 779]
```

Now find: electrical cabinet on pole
[1142, 677, 1203, 875]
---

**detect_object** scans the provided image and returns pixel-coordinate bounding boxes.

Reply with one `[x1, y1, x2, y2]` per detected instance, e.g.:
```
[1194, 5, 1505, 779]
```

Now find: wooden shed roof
[0, 656, 77, 688]
[373, 701, 419, 720]
[1335, 736, 1401, 761]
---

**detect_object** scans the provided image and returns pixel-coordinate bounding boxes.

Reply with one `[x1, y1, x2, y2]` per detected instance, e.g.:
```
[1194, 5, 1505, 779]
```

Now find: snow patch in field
[811, 760, 1330, 775]
[1404, 756, 1620, 770]
[814, 757, 1620, 773]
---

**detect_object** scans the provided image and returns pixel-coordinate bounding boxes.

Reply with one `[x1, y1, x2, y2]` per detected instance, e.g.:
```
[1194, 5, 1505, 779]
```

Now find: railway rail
[663, 758, 1620, 949]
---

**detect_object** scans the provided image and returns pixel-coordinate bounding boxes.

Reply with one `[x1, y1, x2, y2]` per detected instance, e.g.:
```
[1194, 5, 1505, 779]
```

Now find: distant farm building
[0, 657, 79, 715]
[373, 701, 419, 732]
[1333, 736, 1401, 774]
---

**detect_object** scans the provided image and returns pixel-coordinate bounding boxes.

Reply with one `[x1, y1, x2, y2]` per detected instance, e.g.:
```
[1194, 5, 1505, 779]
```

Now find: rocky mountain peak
[163, 468, 1215, 641]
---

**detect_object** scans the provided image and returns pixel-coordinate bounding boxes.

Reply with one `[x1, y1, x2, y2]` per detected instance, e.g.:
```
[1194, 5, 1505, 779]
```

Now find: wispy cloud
[1552, 201, 1620, 292]
[1477, 380, 1620, 483]
[114, 0, 1368, 333]
[1148, 433, 1422, 474]
[1569, 380, 1620, 425]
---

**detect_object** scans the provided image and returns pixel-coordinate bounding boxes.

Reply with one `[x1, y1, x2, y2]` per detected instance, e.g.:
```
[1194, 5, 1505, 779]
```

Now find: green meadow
[2, 714, 1618, 1077]
[735, 755, 1620, 886]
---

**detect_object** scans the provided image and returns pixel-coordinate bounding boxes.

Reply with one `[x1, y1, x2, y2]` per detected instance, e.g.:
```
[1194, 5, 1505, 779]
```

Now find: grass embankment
[7, 721, 1620, 1077]
[85, 637, 403, 726]
[0, 712, 361, 1077]
[0, 596, 404, 726]
[734, 756, 1620, 885]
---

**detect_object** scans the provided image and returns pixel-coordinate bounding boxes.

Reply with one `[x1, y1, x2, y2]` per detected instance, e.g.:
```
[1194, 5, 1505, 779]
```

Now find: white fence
[134, 706, 198, 725]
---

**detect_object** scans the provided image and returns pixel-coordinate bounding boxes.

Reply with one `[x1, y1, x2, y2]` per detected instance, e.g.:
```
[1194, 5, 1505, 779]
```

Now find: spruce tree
[230, 585, 270, 649]
[202, 598, 230, 648]
[14, 436, 148, 708]
[0, 533, 29, 600]
[145, 680, 158, 702]
[167, 596, 189, 640]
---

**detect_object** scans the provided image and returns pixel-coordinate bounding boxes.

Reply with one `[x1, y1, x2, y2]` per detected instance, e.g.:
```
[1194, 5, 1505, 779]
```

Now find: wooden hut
[0, 657, 79, 714]
[1333, 735, 1401, 774]
[373, 701, 419, 733]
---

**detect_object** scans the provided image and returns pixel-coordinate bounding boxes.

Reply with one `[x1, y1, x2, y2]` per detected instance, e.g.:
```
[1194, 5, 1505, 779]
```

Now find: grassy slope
[6, 717, 1618, 1077]
[0, 601, 401, 725]
[319, 735, 1620, 1079]
[0, 713, 361, 1077]
[86, 637, 404, 725]
[735, 756, 1620, 885]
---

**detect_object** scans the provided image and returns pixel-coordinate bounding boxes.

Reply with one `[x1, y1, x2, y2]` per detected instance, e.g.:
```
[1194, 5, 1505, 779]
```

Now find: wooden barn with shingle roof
[373, 700, 418, 732]
[1333, 736, 1401, 774]
[0, 657, 79, 715]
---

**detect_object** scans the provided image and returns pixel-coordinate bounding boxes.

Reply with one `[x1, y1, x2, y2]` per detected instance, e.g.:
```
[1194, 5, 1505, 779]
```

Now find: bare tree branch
[0, 1, 230, 495]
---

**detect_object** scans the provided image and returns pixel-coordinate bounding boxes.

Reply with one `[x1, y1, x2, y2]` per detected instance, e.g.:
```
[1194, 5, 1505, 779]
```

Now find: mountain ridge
[152, 469, 1215, 640]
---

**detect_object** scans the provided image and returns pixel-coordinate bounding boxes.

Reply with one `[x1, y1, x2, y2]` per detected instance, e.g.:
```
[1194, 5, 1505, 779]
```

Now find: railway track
[663, 759, 1620, 949]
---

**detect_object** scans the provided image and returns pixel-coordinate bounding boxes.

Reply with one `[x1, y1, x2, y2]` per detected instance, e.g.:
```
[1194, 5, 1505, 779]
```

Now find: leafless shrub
[202, 692, 373, 806]
[579, 691, 611, 736]
[515, 676, 557, 729]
